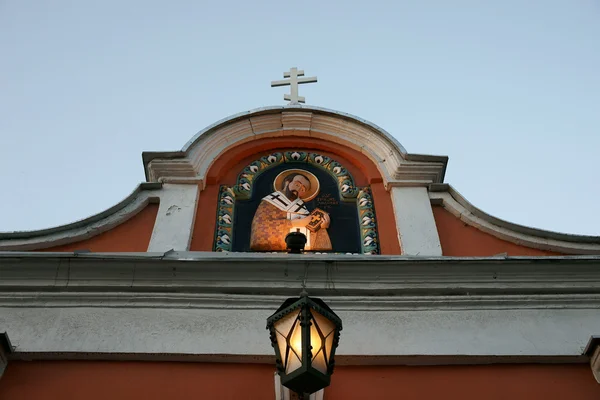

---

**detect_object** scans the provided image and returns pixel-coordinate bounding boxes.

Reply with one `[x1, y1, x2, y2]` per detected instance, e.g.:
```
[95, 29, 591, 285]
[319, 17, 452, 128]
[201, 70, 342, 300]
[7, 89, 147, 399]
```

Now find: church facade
[1, 92, 600, 398]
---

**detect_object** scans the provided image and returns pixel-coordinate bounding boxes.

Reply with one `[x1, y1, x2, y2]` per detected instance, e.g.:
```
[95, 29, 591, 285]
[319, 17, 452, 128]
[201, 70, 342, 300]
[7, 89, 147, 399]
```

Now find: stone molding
[2, 252, 600, 297]
[429, 184, 600, 254]
[0, 183, 162, 251]
[3, 292, 600, 311]
[142, 106, 448, 188]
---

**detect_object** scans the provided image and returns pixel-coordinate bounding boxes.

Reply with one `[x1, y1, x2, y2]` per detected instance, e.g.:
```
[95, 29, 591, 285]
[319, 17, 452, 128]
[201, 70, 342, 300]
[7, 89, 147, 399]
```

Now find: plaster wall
[1, 306, 598, 357]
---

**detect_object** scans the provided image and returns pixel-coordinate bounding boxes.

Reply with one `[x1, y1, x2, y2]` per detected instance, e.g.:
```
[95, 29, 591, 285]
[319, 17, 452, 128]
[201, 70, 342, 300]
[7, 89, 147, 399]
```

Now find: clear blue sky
[1, 0, 599, 235]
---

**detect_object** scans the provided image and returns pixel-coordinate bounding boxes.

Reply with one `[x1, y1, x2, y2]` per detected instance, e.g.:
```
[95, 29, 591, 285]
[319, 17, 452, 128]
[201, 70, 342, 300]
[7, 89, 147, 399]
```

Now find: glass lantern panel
[311, 309, 336, 339]
[275, 331, 288, 367]
[274, 310, 300, 338]
[286, 318, 303, 374]
[286, 351, 302, 374]
[310, 318, 323, 358]
[324, 331, 335, 363]
[312, 348, 328, 375]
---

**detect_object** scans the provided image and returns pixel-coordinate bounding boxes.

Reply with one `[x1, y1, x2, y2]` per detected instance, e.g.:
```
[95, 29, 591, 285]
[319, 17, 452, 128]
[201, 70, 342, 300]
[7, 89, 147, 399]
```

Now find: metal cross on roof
[271, 67, 317, 104]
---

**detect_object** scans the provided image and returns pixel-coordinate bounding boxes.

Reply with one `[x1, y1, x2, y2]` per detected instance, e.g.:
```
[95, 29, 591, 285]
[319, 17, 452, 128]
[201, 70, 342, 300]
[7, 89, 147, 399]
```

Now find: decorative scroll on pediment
[214, 151, 379, 254]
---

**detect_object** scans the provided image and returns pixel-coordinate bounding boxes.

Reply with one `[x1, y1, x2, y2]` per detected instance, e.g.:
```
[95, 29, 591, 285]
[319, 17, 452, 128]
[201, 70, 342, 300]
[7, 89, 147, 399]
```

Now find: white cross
[271, 67, 317, 104]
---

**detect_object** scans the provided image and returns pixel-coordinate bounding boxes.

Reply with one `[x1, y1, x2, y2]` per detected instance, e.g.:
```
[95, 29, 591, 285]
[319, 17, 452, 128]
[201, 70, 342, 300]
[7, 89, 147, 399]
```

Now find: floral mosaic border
[213, 185, 236, 252]
[357, 187, 379, 254]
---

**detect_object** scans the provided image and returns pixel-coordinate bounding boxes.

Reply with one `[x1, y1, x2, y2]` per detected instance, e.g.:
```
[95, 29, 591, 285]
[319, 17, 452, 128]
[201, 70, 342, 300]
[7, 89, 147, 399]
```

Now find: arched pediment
[142, 105, 448, 188]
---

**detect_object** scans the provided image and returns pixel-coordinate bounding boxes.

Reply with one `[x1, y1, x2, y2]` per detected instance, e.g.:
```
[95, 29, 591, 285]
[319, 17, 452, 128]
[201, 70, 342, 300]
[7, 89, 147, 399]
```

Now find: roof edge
[0, 182, 162, 240]
[429, 184, 600, 252]
[446, 184, 600, 244]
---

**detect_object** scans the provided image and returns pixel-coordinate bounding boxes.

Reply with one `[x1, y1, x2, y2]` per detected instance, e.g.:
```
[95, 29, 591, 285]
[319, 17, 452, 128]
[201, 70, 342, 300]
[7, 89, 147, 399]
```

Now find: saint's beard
[284, 185, 298, 201]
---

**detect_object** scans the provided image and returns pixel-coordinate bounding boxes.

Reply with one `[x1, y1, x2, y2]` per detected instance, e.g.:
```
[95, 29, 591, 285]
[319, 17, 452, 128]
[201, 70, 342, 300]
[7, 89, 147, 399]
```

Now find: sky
[0, 0, 599, 235]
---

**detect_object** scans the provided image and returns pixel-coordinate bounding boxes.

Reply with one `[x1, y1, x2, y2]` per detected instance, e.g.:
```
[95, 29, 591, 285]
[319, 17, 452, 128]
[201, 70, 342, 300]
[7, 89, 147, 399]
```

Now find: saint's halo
[273, 168, 320, 202]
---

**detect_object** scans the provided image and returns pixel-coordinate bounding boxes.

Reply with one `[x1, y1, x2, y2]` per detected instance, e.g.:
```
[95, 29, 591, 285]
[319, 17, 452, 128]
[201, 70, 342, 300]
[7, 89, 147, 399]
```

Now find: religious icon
[250, 168, 332, 252]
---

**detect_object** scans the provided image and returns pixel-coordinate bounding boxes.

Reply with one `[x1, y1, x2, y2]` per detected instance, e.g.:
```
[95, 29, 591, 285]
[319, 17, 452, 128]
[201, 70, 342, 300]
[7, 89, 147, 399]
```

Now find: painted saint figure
[250, 169, 332, 252]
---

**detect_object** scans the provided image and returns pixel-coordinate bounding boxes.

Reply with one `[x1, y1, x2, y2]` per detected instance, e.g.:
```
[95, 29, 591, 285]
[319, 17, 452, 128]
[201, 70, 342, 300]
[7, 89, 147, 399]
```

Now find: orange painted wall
[432, 206, 563, 256]
[0, 361, 274, 400]
[1, 361, 599, 400]
[190, 137, 401, 254]
[327, 364, 600, 400]
[40, 204, 159, 252]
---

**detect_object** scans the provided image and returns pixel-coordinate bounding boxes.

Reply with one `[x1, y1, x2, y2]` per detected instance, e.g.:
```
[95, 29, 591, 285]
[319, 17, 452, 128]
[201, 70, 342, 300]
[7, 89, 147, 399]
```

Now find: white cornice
[1, 252, 599, 298]
[142, 106, 448, 188]
[430, 184, 600, 254]
[0, 183, 162, 251]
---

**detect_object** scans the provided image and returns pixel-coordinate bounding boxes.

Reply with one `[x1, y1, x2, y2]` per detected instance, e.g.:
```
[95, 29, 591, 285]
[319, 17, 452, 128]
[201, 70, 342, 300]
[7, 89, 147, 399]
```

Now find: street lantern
[266, 291, 343, 395]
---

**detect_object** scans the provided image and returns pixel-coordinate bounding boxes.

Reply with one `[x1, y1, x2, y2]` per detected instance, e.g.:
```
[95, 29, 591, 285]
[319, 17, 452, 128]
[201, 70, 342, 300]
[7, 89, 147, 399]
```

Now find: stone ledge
[6, 352, 587, 366]
[1, 252, 600, 297]
[2, 292, 600, 311]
